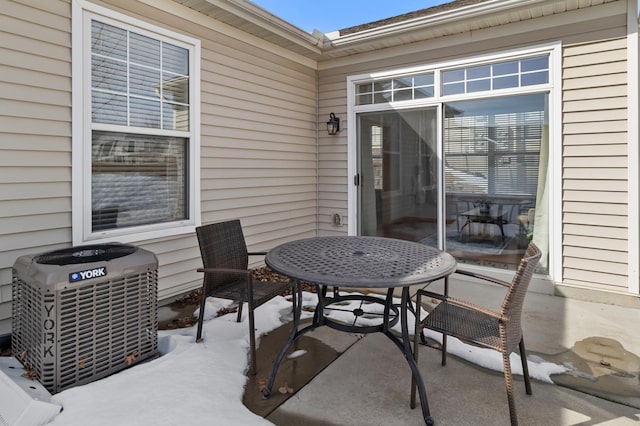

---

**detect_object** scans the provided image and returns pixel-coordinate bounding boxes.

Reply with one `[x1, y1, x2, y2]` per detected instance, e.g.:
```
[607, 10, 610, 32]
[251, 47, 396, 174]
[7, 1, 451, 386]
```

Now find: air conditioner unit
[11, 243, 158, 394]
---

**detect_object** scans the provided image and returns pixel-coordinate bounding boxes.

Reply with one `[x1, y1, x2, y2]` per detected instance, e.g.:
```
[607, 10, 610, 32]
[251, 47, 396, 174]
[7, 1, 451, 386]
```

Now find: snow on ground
[47, 291, 567, 425]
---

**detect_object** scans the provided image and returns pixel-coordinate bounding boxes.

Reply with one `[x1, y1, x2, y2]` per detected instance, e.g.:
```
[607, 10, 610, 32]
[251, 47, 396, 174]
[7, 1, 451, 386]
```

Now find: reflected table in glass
[262, 236, 456, 426]
[460, 205, 509, 240]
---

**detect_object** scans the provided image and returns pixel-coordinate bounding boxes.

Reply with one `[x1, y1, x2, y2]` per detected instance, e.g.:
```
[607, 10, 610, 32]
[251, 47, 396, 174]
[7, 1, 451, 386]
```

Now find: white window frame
[72, 1, 201, 245]
[347, 42, 562, 284]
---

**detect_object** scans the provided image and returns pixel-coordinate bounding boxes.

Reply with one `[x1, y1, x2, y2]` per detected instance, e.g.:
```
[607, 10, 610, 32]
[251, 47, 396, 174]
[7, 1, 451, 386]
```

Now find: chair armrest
[455, 269, 511, 288]
[418, 289, 504, 321]
[197, 267, 252, 280]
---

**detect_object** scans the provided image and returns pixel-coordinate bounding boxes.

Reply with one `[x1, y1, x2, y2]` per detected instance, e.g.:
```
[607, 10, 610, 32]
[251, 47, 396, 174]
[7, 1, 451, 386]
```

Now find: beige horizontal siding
[116, 0, 318, 297]
[562, 33, 628, 292]
[318, 4, 630, 296]
[0, 1, 73, 334]
[563, 178, 627, 191]
[563, 200, 627, 216]
[0, 0, 319, 335]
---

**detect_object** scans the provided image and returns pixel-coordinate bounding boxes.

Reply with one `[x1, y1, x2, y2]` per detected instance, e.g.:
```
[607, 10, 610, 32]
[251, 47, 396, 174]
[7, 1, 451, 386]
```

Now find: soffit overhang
[170, 0, 623, 66]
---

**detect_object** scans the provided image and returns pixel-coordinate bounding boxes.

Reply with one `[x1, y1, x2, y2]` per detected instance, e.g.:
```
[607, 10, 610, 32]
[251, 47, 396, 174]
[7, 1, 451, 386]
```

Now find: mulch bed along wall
[158, 266, 315, 330]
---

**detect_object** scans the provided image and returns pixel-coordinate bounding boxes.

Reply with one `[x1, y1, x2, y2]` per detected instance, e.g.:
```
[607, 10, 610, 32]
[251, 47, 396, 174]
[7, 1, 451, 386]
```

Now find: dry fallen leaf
[125, 352, 137, 366]
[21, 363, 37, 380]
[257, 378, 267, 392]
[278, 382, 294, 394]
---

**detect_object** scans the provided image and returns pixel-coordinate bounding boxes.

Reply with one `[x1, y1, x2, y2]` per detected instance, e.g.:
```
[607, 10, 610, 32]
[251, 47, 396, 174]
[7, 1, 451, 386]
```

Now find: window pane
[522, 71, 548, 86]
[444, 93, 547, 272]
[356, 93, 372, 105]
[374, 80, 392, 92]
[493, 75, 518, 90]
[130, 33, 160, 68]
[374, 92, 391, 103]
[467, 79, 490, 93]
[92, 21, 127, 60]
[521, 56, 548, 72]
[130, 64, 160, 97]
[393, 77, 412, 89]
[163, 102, 189, 131]
[493, 61, 518, 76]
[414, 73, 434, 86]
[92, 57, 127, 92]
[163, 43, 189, 75]
[442, 82, 464, 95]
[129, 97, 161, 128]
[92, 131, 187, 231]
[91, 20, 190, 133]
[414, 86, 434, 99]
[394, 89, 412, 101]
[357, 83, 372, 95]
[467, 65, 490, 79]
[442, 69, 464, 83]
[162, 74, 189, 104]
[92, 92, 127, 125]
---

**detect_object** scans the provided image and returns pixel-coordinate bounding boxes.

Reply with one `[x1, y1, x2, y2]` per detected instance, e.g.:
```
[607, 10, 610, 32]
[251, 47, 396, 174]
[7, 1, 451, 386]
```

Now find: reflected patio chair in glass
[414, 243, 541, 426]
[194, 219, 293, 376]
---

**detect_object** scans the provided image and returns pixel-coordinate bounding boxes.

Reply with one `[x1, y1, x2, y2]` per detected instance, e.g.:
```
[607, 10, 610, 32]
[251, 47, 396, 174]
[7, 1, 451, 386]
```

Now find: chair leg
[196, 285, 207, 342]
[441, 334, 447, 366]
[236, 300, 244, 323]
[248, 307, 257, 376]
[502, 351, 518, 426]
[441, 276, 449, 366]
[411, 290, 423, 409]
[519, 338, 532, 395]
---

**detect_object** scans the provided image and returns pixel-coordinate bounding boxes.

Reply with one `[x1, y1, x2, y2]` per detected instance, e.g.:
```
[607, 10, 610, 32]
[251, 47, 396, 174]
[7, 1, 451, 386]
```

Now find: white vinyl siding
[562, 36, 628, 292]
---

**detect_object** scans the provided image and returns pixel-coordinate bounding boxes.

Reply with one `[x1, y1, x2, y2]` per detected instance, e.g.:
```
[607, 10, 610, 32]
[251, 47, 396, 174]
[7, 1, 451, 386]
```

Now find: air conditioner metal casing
[11, 244, 158, 394]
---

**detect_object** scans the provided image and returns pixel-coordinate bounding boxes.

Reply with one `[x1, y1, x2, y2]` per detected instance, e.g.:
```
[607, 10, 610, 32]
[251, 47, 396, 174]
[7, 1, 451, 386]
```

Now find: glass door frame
[349, 102, 446, 246]
[345, 42, 562, 286]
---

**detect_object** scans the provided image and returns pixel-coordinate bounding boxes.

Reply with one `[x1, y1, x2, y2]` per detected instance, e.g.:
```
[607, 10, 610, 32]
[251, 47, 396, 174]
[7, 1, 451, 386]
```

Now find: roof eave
[326, 0, 551, 47]
[178, 0, 327, 54]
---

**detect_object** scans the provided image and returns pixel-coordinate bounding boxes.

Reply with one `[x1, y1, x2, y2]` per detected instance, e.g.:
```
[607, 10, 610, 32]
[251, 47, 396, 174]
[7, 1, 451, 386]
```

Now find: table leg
[262, 279, 317, 399]
[383, 287, 433, 425]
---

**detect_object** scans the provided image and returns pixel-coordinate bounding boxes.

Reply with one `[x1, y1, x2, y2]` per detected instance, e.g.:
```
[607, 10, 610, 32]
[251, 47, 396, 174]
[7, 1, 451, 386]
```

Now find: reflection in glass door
[356, 94, 548, 273]
[357, 108, 439, 244]
[444, 93, 547, 272]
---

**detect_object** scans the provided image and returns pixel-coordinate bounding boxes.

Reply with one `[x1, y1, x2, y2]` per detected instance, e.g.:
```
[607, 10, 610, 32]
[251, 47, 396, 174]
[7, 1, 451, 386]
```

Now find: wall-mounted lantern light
[326, 112, 340, 135]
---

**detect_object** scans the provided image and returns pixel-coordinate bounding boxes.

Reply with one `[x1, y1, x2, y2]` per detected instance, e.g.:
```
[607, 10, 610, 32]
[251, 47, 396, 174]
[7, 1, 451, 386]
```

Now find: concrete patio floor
[261, 278, 640, 425]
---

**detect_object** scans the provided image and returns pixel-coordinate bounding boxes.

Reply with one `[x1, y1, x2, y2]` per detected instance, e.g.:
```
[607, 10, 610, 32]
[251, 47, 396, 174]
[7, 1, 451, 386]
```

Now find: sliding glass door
[353, 50, 552, 272]
[356, 95, 547, 272]
[444, 93, 548, 271]
[358, 108, 439, 243]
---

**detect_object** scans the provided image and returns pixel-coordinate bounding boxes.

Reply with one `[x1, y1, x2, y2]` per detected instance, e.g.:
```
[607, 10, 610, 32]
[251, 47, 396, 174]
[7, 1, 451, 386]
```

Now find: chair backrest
[500, 243, 542, 352]
[196, 219, 249, 289]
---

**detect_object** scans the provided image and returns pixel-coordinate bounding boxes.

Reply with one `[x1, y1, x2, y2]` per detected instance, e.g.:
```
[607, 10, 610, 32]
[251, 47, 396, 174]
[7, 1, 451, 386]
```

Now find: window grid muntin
[91, 20, 190, 132]
[85, 14, 196, 239]
[441, 55, 549, 96]
[354, 54, 550, 107]
[355, 72, 435, 105]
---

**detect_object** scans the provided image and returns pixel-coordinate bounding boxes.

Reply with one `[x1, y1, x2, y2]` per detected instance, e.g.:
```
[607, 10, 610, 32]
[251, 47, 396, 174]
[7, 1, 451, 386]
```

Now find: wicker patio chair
[194, 219, 293, 376]
[414, 243, 541, 426]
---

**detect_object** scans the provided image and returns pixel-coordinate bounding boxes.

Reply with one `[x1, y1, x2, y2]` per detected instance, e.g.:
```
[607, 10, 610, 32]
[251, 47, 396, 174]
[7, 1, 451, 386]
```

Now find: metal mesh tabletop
[266, 236, 456, 288]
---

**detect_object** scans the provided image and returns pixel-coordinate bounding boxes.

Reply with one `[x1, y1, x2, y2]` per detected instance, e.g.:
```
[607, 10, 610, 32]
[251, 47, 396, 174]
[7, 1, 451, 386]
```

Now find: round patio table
[262, 236, 456, 426]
